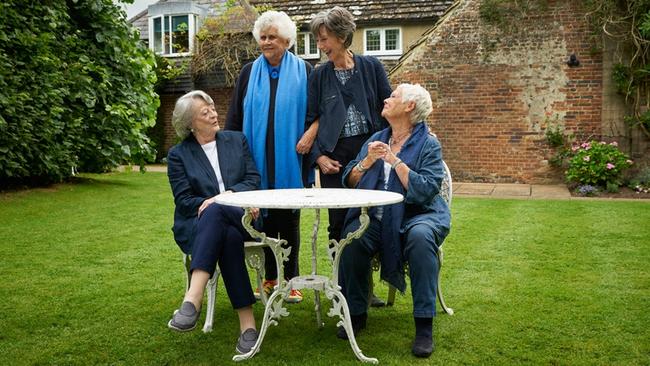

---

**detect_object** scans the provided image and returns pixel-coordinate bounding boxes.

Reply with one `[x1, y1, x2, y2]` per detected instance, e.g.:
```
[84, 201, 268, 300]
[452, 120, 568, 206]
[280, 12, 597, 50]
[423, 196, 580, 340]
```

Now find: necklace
[389, 130, 411, 147]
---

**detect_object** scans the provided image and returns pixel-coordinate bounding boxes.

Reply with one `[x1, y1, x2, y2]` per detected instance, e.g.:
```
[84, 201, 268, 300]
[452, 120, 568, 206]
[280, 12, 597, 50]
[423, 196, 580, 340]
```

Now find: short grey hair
[310, 6, 356, 49]
[172, 90, 214, 139]
[398, 83, 433, 124]
[252, 10, 296, 49]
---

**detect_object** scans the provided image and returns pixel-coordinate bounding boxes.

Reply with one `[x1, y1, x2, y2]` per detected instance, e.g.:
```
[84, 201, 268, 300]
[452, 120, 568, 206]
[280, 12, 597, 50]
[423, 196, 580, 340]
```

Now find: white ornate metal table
[214, 188, 403, 363]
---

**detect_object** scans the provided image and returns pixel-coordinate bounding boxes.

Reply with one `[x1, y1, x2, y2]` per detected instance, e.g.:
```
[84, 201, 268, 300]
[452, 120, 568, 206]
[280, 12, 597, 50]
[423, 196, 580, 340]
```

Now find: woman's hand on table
[198, 191, 233, 217]
[250, 207, 260, 220]
[316, 155, 342, 175]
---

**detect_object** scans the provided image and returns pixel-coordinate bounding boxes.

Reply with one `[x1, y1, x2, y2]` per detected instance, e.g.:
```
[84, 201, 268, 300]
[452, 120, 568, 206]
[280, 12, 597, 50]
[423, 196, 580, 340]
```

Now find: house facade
[249, 0, 454, 70]
[129, 0, 454, 157]
[131, 0, 645, 184]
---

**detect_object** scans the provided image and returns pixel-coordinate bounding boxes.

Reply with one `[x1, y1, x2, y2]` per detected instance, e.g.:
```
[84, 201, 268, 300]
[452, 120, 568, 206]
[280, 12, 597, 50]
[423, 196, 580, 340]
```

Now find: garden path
[120, 165, 648, 201]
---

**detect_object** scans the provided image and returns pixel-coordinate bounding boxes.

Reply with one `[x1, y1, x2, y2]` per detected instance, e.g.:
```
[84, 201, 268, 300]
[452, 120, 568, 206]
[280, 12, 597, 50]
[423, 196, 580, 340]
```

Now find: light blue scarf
[242, 51, 306, 189]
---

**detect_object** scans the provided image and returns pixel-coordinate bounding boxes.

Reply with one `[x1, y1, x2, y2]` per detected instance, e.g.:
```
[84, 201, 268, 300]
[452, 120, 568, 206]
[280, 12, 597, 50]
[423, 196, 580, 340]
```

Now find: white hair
[171, 90, 214, 139]
[398, 83, 433, 124]
[252, 10, 296, 48]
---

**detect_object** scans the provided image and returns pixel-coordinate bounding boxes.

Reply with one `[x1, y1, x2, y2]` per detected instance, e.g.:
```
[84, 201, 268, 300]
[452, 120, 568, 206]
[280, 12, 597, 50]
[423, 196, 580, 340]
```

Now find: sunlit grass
[1, 172, 648, 365]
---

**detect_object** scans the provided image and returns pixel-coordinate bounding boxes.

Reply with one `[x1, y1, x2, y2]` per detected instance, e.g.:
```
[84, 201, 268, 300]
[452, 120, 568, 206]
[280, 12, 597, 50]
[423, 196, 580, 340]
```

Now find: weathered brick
[390, 0, 606, 183]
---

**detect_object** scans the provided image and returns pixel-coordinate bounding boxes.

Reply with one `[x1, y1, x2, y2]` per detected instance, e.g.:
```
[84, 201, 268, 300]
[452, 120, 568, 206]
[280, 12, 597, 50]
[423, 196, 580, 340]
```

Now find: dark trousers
[262, 208, 300, 280]
[190, 203, 256, 309]
[340, 218, 441, 318]
[320, 134, 370, 241]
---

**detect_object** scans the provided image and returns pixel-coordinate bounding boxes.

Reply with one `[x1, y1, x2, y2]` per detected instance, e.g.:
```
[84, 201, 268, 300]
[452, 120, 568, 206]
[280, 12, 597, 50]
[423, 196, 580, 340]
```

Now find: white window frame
[363, 27, 402, 57]
[148, 13, 196, 57]
[294, 32, 320, 59]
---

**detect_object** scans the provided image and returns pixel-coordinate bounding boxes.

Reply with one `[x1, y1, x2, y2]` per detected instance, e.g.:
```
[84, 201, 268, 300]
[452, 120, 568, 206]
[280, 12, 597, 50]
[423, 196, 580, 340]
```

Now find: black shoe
[370, 293, 386, 308]
[412, 335, 434, 358]
[168, 301, 200, 332]
[236, 328, 259, 354]
[336, 313, 367, 340]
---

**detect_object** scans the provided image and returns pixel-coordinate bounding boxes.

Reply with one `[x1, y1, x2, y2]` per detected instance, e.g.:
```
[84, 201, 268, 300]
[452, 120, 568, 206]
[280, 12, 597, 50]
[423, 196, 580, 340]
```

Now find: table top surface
[213, 188, 403, 209]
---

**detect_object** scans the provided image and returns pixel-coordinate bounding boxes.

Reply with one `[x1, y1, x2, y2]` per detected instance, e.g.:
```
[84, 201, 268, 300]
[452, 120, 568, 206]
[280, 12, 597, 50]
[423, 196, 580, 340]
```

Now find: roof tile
[249, 0, 455, 25]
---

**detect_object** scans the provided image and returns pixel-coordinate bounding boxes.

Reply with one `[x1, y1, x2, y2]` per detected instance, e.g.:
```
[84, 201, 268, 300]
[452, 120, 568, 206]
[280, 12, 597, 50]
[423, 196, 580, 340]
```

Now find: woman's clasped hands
[366, 141, 399, 166]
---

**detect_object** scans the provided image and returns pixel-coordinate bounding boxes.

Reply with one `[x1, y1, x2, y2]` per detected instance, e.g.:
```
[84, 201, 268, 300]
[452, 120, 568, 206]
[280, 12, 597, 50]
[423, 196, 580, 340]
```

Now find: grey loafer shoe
[168, 301, 200, 332]
[236, 328, 259, 354]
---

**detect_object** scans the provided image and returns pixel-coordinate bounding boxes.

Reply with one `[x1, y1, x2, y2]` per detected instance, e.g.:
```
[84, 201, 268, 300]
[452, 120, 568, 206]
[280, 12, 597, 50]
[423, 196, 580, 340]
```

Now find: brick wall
[390, 0, 603, 183]
[157, 87, 234, 155]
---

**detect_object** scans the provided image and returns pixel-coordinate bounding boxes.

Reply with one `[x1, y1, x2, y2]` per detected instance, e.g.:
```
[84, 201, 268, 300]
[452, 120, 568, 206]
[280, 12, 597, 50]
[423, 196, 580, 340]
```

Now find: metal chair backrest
[440, 160, 452, 208]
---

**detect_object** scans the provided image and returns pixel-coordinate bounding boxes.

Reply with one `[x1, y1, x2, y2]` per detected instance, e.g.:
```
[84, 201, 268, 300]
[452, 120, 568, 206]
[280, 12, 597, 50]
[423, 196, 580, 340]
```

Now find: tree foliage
[191, 2, 261, 87]
[0, 0, 159, 186]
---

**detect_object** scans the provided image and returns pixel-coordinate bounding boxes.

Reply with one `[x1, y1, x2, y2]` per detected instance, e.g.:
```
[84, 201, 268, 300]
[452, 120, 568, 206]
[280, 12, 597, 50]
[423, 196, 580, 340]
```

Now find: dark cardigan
[305, 55, 392, 167]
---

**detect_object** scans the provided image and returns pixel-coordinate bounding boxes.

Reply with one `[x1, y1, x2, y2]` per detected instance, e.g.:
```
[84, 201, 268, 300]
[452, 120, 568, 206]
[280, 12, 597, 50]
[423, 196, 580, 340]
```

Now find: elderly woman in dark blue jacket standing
[306, 6, 392, 243]
[338, 84, 451, 358]
[166, 90, 261, 354]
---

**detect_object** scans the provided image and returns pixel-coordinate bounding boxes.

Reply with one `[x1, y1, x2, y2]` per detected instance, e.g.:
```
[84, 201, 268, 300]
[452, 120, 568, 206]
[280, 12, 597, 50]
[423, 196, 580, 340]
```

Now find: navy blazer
[305, 55, 392, 167]
[167, 131, 261, 254]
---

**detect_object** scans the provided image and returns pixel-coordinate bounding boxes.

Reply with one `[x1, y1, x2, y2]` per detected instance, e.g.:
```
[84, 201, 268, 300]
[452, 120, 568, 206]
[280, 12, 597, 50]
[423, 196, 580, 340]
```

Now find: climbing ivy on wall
[480, 0, 650, 139]
[479, 0, 548, 31]
[478, 0, 549, 60]
[584, 0, 650, 138]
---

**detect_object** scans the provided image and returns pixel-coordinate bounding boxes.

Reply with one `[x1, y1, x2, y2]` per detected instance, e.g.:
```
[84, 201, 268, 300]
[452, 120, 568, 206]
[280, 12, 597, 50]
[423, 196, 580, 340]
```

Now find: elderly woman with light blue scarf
[225, 10, 314, 304]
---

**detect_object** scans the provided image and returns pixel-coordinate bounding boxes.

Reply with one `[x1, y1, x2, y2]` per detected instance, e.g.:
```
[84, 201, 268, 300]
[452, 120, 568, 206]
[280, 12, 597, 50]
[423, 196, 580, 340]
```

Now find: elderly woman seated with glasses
[337, 84, 451, 358]
[166, 90, 261, 354]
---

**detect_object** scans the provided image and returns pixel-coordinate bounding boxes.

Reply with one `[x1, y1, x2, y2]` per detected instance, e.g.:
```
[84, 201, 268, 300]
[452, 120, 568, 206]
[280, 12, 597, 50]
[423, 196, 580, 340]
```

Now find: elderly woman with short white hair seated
[338, 83, 451, 358]
[166, 90, 261, 354]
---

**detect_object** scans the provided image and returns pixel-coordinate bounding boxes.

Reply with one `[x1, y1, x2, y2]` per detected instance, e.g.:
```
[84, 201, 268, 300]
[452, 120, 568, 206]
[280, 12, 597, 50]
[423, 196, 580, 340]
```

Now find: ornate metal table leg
[232, 208, 291, 361]
[311, 207, 323, 328]
[325, 208, 377, 363]
[244, 246, 267, 305]
[325, 281, 378, 364]
[233, 289, 289, 362]
[240, 208, 291, 285]
[329, 208, 370, 283]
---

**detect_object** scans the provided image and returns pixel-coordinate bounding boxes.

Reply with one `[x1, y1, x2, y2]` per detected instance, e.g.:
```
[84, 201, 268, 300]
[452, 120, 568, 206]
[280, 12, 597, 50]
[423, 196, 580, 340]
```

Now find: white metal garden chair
[181, 240, 268, 333]
[374, 160, 454, 315]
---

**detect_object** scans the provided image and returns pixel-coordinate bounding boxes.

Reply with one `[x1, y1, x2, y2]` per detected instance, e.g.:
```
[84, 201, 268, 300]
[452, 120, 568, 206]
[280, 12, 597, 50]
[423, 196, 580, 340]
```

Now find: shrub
[566, 141, 633, 188]
[545, 121, 565, 148]
[628, 166, 650, 193]
[0, 1, 158, 186]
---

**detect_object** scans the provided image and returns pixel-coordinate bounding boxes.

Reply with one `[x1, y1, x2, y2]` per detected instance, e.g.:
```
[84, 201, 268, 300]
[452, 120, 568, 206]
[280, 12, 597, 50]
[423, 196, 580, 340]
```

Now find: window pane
[171, 15, 189, 53]
[164, 16, 171, 54]
[308, 34, 318, 54]
[385, 29, 400, 50]
[366, 30, 380, 51]
[153, 17, 162, 53]
[297, 33, 306, 55]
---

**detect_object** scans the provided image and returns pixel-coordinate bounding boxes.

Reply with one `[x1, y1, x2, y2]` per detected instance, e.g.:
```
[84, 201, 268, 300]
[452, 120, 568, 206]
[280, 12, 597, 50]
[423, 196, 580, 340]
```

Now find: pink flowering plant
[566, 140, 633, 188]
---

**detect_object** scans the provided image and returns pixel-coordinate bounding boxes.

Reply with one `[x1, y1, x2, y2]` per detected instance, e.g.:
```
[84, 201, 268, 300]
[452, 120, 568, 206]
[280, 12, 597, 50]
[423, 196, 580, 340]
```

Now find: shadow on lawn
[0, 172, 138, 195]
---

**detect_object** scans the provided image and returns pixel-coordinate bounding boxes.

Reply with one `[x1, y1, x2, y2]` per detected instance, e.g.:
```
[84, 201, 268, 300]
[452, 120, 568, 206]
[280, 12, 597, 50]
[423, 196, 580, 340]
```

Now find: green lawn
[1, 172, 648, 365]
